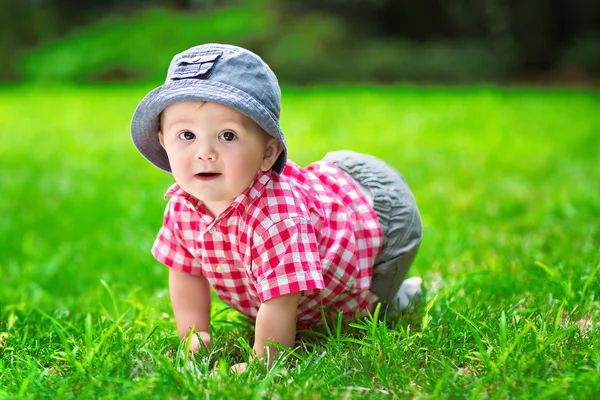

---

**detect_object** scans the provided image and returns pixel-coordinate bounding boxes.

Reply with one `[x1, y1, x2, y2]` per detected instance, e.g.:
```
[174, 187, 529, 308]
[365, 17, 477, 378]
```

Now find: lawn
[1, 84, 599, 399]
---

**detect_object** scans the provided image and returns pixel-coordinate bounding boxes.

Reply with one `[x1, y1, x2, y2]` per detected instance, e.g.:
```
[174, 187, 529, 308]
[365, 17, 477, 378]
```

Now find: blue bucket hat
[131, 43, 287, 174]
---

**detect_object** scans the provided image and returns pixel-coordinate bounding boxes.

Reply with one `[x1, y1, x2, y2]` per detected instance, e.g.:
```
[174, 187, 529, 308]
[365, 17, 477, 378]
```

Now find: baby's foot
[391, 277, 423, 313]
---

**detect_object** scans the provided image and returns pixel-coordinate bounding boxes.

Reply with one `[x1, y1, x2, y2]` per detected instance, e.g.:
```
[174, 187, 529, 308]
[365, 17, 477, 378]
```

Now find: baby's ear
[261, 137, 283, 172]
[158, 131, 165, 148]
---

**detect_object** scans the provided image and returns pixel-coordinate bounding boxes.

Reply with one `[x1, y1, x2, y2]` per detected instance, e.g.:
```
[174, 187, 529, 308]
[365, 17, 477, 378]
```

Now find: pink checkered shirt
[152, 160, 383, 328]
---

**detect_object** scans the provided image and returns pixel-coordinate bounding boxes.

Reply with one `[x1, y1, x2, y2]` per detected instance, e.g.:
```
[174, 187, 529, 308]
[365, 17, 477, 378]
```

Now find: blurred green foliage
[5, 0, 600, 84]
[559, 34, 600, 76]
[14, 1, 515, 85]
[19, 1, 273, 82]
[275, 38, 511, 84]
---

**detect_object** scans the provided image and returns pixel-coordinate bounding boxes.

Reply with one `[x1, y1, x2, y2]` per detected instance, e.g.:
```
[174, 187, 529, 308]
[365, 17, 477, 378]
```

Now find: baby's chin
[199, 199, 236, 217]
[184, 189, 229, 204]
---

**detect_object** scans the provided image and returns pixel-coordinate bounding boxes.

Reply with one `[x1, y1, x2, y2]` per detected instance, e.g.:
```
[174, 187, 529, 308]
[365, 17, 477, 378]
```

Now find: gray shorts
[323, 150, 422, 304]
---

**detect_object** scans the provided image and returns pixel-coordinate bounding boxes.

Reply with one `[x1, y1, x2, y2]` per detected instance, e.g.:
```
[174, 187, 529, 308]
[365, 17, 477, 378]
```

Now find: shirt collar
[229, 170, 272, 212]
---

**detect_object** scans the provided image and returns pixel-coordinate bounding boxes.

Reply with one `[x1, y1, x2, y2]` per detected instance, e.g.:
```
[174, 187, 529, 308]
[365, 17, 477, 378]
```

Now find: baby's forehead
[160, 101, 265, 131]
[162, 101, 240, 119]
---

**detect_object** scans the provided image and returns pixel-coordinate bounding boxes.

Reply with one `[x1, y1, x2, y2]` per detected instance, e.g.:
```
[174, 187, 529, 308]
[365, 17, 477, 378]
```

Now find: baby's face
[159, 101, 280, 216]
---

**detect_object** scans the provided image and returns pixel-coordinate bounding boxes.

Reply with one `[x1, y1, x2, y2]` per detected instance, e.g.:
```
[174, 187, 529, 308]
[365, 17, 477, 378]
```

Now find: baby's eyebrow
[163, 118, 194, 130]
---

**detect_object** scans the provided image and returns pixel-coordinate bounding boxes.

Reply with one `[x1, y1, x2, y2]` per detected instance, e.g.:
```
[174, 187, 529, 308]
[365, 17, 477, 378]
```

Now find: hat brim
[131, 79, 287, 173]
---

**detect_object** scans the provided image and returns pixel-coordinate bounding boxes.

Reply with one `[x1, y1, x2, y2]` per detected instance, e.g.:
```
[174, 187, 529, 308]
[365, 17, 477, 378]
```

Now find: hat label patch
[171, 52, 222, 80]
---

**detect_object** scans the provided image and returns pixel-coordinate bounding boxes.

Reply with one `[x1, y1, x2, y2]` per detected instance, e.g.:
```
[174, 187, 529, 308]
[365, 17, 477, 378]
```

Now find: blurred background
[2, 0, 599, 86]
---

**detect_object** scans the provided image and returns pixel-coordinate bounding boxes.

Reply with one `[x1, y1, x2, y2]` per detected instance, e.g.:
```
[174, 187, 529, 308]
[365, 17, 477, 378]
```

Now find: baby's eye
[178, 131, 195, 141]
[218, 131, 237, 142]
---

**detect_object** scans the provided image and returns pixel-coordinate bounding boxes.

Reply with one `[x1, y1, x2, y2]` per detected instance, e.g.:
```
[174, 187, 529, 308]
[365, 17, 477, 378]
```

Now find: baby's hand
[231, 362, 248, 374]
[189, 331, 211, 353]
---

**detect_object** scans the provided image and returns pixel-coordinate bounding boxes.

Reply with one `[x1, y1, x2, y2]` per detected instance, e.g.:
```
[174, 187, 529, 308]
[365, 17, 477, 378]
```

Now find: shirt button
[216, 265, 224, 273]
[209, 227, 216, 234]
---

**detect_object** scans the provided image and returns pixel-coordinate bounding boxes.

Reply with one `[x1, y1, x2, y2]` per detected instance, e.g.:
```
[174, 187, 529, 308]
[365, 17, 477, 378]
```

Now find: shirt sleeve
[252, 217, 325, 302]
[151, 199, 202, 275]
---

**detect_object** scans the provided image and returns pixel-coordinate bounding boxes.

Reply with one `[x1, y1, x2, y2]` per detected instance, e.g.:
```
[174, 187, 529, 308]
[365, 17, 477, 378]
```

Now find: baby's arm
[253, 291, 301, 364]
[169, 268, 212, 352]
[232, 291, 300, 373]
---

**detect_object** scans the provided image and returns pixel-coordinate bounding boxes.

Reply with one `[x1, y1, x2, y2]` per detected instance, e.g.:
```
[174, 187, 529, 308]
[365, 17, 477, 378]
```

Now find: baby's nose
[194, 141, 217, 161]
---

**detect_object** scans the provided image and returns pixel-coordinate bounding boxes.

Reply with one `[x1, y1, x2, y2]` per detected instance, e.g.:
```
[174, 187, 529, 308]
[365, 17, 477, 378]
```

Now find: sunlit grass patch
[1, 84, 599, 398]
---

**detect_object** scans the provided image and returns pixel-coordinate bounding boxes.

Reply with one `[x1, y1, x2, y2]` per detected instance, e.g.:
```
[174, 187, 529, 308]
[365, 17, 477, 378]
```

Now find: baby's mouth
[195, 172, 221, 181]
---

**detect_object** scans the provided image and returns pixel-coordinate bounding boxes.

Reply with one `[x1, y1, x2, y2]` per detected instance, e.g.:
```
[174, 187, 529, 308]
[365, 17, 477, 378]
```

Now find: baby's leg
[323, 150, 423, 315]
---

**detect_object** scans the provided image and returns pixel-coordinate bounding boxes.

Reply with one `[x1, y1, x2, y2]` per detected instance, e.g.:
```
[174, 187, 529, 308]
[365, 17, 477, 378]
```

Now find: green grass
[1, 84, 599, 399]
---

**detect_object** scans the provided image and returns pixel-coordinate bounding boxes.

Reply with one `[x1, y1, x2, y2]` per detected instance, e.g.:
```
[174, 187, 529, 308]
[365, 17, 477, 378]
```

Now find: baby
[131, 43, 422, 372]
